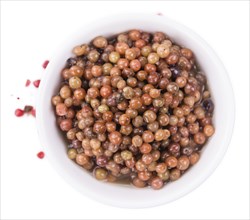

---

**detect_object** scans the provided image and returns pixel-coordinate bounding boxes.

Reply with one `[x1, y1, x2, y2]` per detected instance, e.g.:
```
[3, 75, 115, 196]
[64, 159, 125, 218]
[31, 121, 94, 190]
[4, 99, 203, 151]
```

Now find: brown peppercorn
[94, 168, 108, 180]
[170, 168, 181, 181]
[87, 87, 99, 99]
[132, 177, 146, 188]
[118, 114, 130, 126]
[158, 170, 170, 181]
[203, 124, 215, 137]
[76, 153, 89, 165]
[52, 95, 63, 106]
[158, 114, 169, 126]
[167, 82, 179, 94]
[96, 155, 108, 167]
[143, 110, 157, 123]
[56, 103, 68, 116]
[132, 135, 143, 147]
[127, 77, 137, 88]
[156, 163, 167, 174]
[123, 86, 135, 99]
[109, 51, 120, 63]
[141, 94, 152, 106]
[99, 85, 112, 99]
[60, 86, 71, 99]
[188, 123, 199, 134]
[184, 96, 195, 107]
[129, 97, 142, 109]
[129, 30, 141, 41]
[90, 138, 101, 150]
[91, 65, 102, 77]
[132, 116, 144, 128]
[74, 88, 86, 100]
[189, 152, 200, 165]
[165, 156, 178, 168]
[117, 80, 126, 90]
[139, 143, 152, 154]
[157, 44, 170, 58]
[117, 58, 129, 70]
[93, 121, 106, 134]
[69, 76, 82, 89]
[102, 111, 113, 122]
[186, 113, 197, 124]
[93, 36, 108, 48]
[121, 150, 133, 161]
[169, 115, 179, 126]
[181, 48, 193, 59]
[141, 153, 153, 165]
[138, 171, 152, 181]
[142, 130, 155, 143]
[59, 119, 72, 131]
[135, 39, 146, 49]
[125, 108, 138, 119]
[168, 143, 180, 155]
[194, 106, 205, 119]
[110, 66, 121, 77]
[87, 50, 100, 63]
[70, 65, 84, 78]
[130, 59, 141, 72]
[106, 122, 116, 133]
[167, 53, 179, 65]
[173, 107, 184, 118]
[81, 106, 93, 118]
[148, 53, 159, 64]
[125, 48, 137, 60]
[125, 157, 136, 168]
[153, 32, 166, 43]
[115, 42, 129, 54]
[194, 132, 206, 144]
[109, 131, 122, 145]
[177, 155, 190, 170]
[147, 121, 159, 133]
[151, 177, 164, 190]
[120, 124, 133, 135]
[149, 88, 161, 98]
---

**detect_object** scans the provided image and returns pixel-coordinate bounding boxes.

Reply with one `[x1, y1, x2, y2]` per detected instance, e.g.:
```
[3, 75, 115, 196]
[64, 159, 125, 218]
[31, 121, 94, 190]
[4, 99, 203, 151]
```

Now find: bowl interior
[37, 14, 235, 208]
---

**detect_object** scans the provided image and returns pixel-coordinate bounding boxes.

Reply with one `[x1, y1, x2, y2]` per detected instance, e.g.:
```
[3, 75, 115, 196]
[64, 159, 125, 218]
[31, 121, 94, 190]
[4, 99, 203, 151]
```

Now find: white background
[1, 1, 249, 219]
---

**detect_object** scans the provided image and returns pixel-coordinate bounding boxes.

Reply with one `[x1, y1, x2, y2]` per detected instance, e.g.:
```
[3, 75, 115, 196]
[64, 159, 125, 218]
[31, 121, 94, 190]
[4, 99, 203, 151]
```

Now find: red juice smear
[15, 109, 24, 117]
[42, 60, 49, 69]
[37, 151, 45, 159]
[31, 108, 36, 117]
[25, 79, 31, 87]
[33, 80, 41, 88]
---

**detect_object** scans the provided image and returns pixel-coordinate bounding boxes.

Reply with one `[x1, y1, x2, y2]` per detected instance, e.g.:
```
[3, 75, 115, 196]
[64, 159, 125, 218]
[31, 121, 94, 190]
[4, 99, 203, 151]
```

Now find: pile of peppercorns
[52, 30, 215, 190]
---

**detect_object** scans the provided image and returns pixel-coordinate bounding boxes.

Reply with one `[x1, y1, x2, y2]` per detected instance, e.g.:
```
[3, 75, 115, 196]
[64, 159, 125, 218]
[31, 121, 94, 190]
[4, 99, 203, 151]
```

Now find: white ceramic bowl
[37, 13, 235, 208]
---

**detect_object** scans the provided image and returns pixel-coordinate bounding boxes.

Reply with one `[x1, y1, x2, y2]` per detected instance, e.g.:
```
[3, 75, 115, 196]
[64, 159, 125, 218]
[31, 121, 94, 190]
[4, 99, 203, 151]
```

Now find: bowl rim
[36, 13, 235, 208]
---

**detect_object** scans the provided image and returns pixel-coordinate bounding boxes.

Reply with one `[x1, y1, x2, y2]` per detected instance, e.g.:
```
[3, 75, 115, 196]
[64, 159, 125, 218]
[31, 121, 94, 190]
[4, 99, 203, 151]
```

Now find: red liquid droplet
[15, 109, 24, 117]
[17, 97, 20, 100]
[42, 60, 49, 69]
[33, 80, 41, 88]
[31, 108, 36, 117]
[25, 79, 31, 87]
[37, 151, 45, 159]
